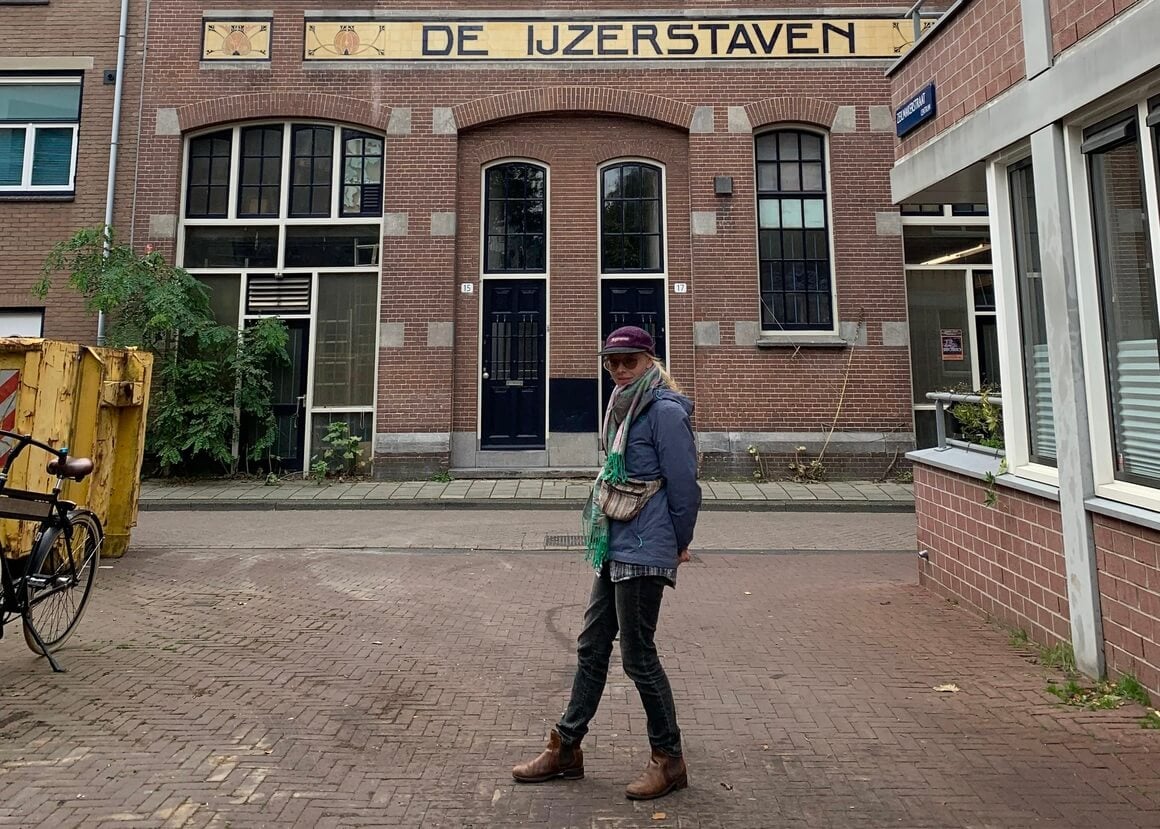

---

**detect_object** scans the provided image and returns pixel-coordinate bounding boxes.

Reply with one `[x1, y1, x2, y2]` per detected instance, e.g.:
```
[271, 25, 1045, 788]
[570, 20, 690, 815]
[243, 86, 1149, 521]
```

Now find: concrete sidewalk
[140, 478, 914, 512]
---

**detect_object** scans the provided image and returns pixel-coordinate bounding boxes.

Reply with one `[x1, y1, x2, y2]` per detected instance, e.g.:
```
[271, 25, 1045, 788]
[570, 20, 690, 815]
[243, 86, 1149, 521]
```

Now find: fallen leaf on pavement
[652, 812, 666, 820]
[933, 683, 960, 693]
[720, 781, 734, 790]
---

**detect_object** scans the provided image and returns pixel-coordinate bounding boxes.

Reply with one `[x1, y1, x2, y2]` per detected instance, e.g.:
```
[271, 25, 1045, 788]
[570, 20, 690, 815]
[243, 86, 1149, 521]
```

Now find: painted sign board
[896, 83, 937, 138]
[304, 16, 925, 61]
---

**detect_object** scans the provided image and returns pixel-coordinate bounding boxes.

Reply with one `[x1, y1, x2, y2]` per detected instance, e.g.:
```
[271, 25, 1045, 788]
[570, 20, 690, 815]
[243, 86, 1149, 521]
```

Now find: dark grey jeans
[556, 564, 682, 756]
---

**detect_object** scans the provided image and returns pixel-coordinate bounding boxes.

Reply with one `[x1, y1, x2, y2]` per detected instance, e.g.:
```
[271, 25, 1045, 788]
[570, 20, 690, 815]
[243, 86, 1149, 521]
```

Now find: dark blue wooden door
[481, 281, 547, 449]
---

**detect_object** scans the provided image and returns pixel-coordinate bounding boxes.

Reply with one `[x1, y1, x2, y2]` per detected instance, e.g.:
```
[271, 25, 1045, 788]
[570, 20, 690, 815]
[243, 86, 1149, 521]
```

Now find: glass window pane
[343, 185, 361, 213]
[642, 168, 660, 198]
[779, 163, 800, 191]
[804, 229, 827, 259]
[755, 133, 779, 161]
[758, 199, 780, 228]
[313, 274, 377, 407]
[183, 226, 278, 268]
[603, 166, 621, 198]
[759, 229, 781, 260]
[30, 128, 72, 185]
[285, 225, 381, 268]
[0, 128, 26, 185]
[778, 132, 799, 160]
[906, 270, 975, 403]
[643, 235, 661, 270]
[602, 200, 621, 234]
[1088, 133, 1160, 486]
[972, 270, 996, 311]
[781, 199, 803, 229]
[800, 133, 823, 160]
[310, 412, 373, 471]
[757, 163, 777, 192]
[642, 200, 660, 234]
[903, 225, 992, 265]
[195, 275, 241, 326]
[0, 83, 80, 121]
[803, 199, 825, 228]
[802, 162, 824, 191]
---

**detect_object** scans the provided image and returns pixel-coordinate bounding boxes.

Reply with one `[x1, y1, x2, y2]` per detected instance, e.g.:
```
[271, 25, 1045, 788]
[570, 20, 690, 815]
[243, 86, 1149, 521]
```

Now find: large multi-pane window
[601, 162, 663, 273]
[0, 76, 81, 194]
[185, 122, 383, 223]
[1082, 111, 1160, 487]
[180, 121, 384, 472]
[1007, 160, 1056, 465]
[484, 162, 547, 273]
[756, 129, 833, 331]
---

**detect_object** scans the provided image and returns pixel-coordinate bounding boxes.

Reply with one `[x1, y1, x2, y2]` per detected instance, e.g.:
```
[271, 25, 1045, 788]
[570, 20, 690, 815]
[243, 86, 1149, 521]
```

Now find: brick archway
[745, 97, 840, 131]
[175, 92, 389, 133]
[453, 87, 695, 132]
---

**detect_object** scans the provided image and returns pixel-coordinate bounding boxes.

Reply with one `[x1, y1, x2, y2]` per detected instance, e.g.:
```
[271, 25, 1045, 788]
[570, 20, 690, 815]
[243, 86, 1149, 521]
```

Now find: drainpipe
[98, 0, 131, 346]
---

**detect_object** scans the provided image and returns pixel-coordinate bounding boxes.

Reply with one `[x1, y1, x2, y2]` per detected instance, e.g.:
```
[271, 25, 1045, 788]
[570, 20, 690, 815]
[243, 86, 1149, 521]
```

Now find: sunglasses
[602, 354, 644, 371]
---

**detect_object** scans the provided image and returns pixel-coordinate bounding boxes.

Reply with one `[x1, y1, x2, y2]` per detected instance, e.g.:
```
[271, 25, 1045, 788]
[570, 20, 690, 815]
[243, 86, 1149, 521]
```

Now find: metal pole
[934, 398, 947, 450]
[99, 0, 131, 346]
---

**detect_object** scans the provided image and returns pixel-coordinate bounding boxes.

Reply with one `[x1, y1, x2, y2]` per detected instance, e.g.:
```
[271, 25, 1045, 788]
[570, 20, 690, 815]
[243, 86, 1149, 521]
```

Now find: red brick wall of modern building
[916, 463, 1160, 696]
[1050, 0, 1142, 54]
[914, 464, 1071, 646]
[892, 0, 1026, 158]
[129, 2, 913, 462]
[1094, 515, 1160, 698]
[0, 0, 143, 344]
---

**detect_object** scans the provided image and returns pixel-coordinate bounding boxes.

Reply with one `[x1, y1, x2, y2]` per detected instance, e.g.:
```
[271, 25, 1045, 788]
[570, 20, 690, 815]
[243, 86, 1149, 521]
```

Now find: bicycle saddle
[47, 457, 94, 481]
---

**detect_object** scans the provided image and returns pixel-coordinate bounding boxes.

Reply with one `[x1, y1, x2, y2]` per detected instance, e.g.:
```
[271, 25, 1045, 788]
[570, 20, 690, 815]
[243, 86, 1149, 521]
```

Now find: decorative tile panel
[202, 19, 272, 61]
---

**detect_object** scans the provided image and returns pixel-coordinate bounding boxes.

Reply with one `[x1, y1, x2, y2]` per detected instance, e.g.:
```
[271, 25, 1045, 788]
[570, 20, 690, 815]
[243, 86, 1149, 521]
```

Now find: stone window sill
[756, 333, 848, 348]
[0, 193, 74, 203]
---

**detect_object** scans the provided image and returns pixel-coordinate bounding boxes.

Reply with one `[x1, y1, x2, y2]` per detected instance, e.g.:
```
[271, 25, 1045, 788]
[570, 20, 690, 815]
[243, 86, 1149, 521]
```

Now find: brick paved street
[1, 512, 1158, 828]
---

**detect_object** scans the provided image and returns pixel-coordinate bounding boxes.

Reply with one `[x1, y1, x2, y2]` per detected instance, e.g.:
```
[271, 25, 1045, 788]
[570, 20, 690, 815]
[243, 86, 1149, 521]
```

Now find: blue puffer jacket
[608, 388, 702, 569]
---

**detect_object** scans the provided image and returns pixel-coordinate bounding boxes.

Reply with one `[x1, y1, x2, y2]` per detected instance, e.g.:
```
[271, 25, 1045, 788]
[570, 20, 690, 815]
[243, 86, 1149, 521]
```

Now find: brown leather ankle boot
[625, 748, 687, 800]
[512, 730, 584, 783]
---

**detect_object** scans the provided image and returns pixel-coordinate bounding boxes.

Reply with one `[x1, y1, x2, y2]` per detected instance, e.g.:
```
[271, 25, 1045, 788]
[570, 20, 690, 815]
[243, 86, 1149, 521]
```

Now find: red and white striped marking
[0, 369, 20, 466]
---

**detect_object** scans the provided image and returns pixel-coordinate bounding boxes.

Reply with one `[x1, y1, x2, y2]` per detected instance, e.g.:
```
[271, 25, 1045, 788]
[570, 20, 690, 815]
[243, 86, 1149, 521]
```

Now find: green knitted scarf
[582, 365, 663, 569]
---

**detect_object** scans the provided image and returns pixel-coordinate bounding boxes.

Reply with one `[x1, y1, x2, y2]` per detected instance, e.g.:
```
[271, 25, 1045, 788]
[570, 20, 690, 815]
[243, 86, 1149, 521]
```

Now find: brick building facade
[0, 0, 139, 340]
[7, 2, 933, 479]
[891, 0, 1160, 695]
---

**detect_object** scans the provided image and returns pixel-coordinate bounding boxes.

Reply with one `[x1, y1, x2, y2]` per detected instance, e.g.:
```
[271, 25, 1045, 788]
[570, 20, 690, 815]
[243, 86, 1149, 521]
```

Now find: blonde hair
[653, 357, 683, 393]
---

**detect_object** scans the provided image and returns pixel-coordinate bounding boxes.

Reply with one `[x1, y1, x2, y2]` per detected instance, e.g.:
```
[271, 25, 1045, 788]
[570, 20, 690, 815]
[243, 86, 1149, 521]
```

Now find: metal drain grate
[545, 534, 585, 548]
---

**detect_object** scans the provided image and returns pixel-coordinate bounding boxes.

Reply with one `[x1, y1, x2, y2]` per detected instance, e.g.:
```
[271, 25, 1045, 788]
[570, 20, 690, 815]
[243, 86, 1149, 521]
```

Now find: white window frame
[753, 125, 839, 336]
[0, 76, 81, 194]
[0, 308, 44, 337]
[176, 120, 385, 472]
[1067, 97, 1160, 512]
[987, 148, 1060, 487]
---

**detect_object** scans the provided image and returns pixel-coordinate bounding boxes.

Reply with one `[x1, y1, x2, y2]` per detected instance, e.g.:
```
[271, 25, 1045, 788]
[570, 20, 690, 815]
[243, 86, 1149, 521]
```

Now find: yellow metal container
[0, 338, 152, 558]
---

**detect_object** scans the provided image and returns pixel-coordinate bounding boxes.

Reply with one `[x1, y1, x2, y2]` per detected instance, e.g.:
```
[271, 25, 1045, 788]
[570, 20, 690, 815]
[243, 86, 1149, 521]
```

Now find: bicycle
[0, 429, 102, 672]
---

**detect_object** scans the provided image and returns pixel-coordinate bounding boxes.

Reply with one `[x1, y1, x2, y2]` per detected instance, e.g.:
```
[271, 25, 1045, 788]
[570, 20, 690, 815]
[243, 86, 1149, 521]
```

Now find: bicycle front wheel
[23, 510, 102, 654]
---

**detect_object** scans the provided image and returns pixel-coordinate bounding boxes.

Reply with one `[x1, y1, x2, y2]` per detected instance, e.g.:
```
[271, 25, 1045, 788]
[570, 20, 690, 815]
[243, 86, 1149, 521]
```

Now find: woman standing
[512, 325, 701, 801]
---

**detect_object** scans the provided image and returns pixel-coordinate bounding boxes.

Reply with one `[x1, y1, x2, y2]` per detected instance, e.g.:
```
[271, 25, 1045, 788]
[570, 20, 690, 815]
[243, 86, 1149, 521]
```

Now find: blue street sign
[896, 83, 937, 138]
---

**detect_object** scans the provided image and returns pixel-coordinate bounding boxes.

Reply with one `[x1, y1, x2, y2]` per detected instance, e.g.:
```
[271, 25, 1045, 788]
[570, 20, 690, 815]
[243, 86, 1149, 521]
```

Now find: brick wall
[1094, 515, 1160, 699]
[1050, 0, 1142, 54]
[893, 0, 1025, 158]
[916, 462, 1160, 697]
[0, 0, 142, 343]
[914, 464, 1071, 645]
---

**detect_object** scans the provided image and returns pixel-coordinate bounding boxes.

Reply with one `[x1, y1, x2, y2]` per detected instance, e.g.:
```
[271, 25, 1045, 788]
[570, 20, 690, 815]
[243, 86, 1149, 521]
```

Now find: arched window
[483, 162, 547, 273]
[756, 129, 833, 331]
[600, 161, 663, 273]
